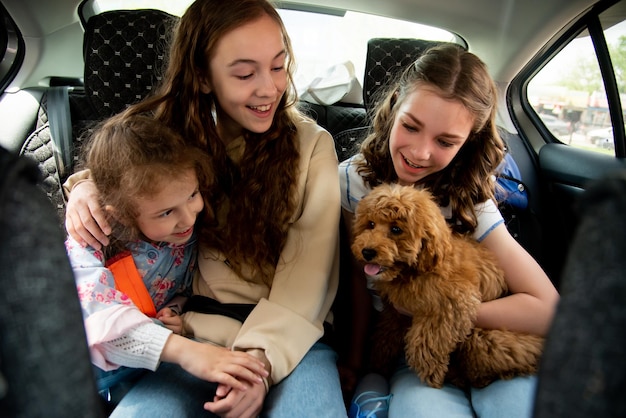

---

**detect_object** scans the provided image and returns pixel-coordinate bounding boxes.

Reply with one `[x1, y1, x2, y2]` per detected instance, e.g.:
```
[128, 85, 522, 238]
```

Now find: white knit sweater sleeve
[100, 322, 172, 371]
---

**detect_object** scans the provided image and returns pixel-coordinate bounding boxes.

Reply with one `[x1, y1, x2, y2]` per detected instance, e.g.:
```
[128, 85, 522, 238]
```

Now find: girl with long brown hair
[340, 44, 558, 418]
[67, 112, 268, 409]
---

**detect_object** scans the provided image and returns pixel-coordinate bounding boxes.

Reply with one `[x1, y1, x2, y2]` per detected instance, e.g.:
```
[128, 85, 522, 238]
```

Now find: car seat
[1, 9, 180, 415]
[18, 9, 178, 223]
[534, 170, 626, 417]
[81, 9, 178, 119]
[333, 38, 446, 162]
[0, 145, 105, 417]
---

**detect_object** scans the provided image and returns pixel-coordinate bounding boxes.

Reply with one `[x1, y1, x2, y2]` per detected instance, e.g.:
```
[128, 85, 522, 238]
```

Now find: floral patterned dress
[66, 234, 197, 371]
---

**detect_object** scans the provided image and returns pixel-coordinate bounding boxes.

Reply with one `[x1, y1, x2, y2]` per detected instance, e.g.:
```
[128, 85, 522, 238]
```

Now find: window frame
[0, 2, 25, 95]
[510, 0, 624, 158]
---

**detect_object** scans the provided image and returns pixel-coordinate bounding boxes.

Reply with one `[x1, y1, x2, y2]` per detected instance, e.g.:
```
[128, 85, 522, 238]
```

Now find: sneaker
[348, 391, 393, 418]
[348, 373, 392, 418]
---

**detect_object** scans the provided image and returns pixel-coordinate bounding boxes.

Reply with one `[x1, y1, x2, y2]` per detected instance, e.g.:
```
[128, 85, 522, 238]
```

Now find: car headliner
[1, 0, 601, 88]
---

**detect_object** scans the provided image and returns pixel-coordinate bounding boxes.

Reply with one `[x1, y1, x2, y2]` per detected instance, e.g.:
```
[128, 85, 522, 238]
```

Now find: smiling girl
[66, 112, 268, 409]
[339, 44, 559, 418]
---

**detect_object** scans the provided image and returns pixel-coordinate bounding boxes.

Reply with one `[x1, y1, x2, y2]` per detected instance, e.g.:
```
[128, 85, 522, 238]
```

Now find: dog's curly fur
[351, 184, 544, 388]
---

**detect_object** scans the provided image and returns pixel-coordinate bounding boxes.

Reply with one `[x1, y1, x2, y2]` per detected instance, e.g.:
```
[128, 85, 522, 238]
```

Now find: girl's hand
[156, 307, 184, 334]
[65, 180, 111, 249]
[161, 335, 269, 392]
[204, 379, 265, 418]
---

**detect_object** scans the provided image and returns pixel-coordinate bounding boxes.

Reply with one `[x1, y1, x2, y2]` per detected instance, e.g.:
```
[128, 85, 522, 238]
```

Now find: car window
[87, 0, 460, 105]
[279, 8, 459, 104]
[527, 4, 626, 156]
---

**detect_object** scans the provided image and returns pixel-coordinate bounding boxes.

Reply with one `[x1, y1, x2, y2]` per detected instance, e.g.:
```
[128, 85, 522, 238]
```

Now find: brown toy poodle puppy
[351, 184, 543, 388]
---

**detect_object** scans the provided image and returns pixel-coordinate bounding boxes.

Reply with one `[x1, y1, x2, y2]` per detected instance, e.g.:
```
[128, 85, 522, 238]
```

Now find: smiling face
[389, 86, 475, 186]
[134, 169, 204, 245]
[205, 14, 288, 142]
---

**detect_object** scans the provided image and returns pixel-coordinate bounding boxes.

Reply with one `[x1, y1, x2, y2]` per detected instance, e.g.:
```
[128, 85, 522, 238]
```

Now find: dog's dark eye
[367, 221, 375, 229]
[390, 225, 403, 235]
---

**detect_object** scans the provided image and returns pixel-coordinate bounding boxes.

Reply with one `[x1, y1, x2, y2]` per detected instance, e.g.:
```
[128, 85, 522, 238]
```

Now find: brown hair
[359, 44, 505, 234]
[126, 0, 301, 285]
[84, 112, 213, 255]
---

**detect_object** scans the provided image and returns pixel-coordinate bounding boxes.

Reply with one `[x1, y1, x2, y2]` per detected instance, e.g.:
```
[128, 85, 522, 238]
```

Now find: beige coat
[177, 116, 340, 386]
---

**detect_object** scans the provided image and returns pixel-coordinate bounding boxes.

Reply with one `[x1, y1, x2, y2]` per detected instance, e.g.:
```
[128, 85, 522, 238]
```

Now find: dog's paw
[420, 368, 447, 389]
[409, 351, 448, 388]
[404, 328, 454, 389]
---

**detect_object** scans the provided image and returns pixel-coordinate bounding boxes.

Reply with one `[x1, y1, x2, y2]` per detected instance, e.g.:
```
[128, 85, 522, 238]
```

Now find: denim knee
[263, 342, 347, 418]
[471, 376, 537, 418]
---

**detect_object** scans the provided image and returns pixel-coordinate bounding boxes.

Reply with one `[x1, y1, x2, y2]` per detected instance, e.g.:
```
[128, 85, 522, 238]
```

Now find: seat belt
[47, 86, 73, 179]
[106, 251, 157, 318]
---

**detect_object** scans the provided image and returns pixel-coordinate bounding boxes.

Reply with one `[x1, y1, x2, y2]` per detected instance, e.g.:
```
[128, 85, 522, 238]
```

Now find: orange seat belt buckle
[106, 251, 157, 317]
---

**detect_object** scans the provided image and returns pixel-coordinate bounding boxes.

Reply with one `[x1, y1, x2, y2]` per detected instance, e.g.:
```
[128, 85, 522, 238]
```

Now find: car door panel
[537, 143, 626, 286]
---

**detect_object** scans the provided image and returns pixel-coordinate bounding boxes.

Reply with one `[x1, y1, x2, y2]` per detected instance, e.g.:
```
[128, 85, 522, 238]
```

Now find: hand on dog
[351, 184, 543, 389]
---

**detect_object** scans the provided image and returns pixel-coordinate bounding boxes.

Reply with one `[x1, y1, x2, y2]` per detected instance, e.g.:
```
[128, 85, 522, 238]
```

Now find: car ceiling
[3, 0, 600, 85]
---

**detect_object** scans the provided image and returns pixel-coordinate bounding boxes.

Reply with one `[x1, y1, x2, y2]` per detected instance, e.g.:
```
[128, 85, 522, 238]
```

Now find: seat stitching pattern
[363, 38, 452, 109]
[19, 124, 66, 224]
[83, 10, 179, 119]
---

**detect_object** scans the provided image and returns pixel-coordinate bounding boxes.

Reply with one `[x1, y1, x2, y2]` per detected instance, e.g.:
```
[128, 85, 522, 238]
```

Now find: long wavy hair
[358, 44, 505, 234]
[125, 0, 301, 285]
[83, 112, 213, 258]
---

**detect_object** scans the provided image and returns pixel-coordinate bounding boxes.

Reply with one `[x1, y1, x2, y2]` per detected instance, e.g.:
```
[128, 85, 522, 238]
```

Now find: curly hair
[125, 0, 301, 285]
[82, 112, 213, 258]
[358, 44, 505, 234]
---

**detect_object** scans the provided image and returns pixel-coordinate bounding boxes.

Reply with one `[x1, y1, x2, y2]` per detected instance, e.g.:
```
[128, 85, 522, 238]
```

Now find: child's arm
[68, 236, 166, 370]
[64, 174, 111, 250]
[477, 223, 559, 336]
[160, 334, 269, 391]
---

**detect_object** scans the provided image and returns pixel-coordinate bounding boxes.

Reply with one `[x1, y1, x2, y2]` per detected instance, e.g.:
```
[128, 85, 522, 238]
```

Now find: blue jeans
[110, 342, 347, 418]
[94, 365, 146, 404]
[388, 364, 537, 418]
[95, 318, 162, 405]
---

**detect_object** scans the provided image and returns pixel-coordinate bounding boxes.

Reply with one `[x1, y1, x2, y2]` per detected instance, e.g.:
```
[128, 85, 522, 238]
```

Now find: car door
[509, 0, 626, 288]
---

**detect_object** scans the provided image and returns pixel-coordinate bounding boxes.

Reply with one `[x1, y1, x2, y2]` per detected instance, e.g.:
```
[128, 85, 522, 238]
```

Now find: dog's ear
[411, 190, 453, 271]
[352, 197, 374, 235]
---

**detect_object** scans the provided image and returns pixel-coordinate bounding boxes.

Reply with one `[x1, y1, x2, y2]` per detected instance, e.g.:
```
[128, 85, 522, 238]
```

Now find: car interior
[1, 0, 626, 415]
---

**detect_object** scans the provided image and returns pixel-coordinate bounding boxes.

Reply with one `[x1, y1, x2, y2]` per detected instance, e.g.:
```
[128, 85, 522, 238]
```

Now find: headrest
[363, 38, 453, 110]
[83, 9, 178, 119]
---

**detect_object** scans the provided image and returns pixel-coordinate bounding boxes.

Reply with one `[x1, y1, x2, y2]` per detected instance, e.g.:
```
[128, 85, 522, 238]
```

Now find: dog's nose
[361, 248, 377, 261]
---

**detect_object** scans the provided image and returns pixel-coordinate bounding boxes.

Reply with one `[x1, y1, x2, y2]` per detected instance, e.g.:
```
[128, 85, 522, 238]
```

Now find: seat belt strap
[47, 86, 73, 179]
[106, 251, 157, 318]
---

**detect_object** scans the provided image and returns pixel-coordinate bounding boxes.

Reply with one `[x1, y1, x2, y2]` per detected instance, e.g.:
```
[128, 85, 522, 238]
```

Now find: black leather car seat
[18, 9, 178, 223]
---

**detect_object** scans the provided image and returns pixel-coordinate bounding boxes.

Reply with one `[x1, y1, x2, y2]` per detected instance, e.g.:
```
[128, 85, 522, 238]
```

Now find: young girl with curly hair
[63, 0, 345, 417]
[339, 44, 559, 418]
[66, 112, 269, 409]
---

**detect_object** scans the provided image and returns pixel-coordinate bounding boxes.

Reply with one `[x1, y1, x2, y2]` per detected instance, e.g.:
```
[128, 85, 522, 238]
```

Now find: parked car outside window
[538, 113, 571, 136]
[528, 16, 626, 155]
